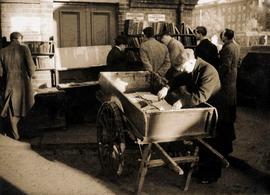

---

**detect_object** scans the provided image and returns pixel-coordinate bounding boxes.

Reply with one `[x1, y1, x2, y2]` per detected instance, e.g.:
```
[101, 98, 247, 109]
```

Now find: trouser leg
[0, 117, 3, 134]
[197, 138, 222, 182]
[8, 110, 20, 140]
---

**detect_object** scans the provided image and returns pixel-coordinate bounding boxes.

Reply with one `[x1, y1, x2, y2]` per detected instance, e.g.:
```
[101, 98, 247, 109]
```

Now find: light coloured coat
[166, 38, 185, 67]
[0, 41, 35, 117]
[140, 38, 170, 76]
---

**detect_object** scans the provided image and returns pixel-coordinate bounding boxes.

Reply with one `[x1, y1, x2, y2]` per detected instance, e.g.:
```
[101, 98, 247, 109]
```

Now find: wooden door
[59, 10, 86, 47]
[54, 3, 117, 48]
[91, 12, 110, 45]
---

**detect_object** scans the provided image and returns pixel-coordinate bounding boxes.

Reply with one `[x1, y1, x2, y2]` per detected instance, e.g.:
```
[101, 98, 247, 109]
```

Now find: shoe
[199, 176, 218, 184]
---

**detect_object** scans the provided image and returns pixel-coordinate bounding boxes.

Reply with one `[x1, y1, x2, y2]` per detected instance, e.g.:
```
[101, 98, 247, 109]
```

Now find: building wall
[118, 0, 198, 34]
[192, 0, 262, 33]
[192, 0, 270, 46]
[0, 0, 198, 42]
[0, 0, 54, 41]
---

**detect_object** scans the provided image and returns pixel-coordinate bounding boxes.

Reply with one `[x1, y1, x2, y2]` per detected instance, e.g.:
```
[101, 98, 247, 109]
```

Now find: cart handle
[196, 138, 230, 168]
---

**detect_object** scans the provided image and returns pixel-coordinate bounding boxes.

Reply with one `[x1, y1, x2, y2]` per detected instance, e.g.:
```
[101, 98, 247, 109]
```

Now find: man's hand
[172, 100, 183, 110]
[157, 87, 169, 100]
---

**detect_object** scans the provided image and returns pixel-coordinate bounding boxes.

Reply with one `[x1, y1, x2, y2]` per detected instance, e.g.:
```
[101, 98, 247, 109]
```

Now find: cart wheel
[97, 101, 126, 177]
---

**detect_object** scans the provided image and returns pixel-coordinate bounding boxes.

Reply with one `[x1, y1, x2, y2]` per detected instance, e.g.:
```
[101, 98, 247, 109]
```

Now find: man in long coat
[217, 28, 240, 155]
[196, 29, 240, 184]
[0, 32, 35, 140]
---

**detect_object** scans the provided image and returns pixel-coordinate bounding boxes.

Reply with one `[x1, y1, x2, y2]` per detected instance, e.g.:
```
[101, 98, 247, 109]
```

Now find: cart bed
[99, 71, 217, 143]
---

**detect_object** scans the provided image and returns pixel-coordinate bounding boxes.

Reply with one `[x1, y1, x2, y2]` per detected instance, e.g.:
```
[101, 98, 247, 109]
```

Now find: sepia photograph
[0, 0, 269, 194]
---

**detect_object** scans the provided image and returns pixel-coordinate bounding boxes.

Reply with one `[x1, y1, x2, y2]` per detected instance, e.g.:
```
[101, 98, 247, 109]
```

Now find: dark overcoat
[194, 39, 219, 69]
[0, 41, 35, 117]
[214, 40, 240, 154]
[165, 58, 221, 108]
[106, 46, 128, 71]
[218, 40, 240, 123]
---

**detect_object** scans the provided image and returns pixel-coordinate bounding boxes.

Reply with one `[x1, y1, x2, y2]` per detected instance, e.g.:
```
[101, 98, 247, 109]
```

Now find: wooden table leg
[136, 143, 152, 195]
[184, 146, 199, 191]
[154, 143, 184, 175]
[197, 138, 230, 168]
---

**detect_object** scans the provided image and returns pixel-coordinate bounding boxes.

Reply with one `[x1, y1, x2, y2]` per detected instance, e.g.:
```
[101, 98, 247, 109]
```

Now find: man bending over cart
[157, 49, 224, 183]
[157, 48, 221, 109]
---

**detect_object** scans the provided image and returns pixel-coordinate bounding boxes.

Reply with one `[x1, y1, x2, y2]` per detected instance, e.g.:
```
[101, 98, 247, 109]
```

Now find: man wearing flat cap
[158, 49, 223, 183]
[158, 49, 221, 109]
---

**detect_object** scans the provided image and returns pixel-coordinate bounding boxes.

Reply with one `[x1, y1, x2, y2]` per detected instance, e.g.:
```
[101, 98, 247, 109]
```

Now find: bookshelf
[124, 20, 197, 65]
[24, 41, 56, 89]
[24, 41, 55, 70]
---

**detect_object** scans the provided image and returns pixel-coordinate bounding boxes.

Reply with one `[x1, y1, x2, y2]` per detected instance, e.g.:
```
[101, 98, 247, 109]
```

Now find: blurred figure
[194, 26, 219, 69]
[0, 36, 9, 49]
[0, 32, 35, 140]
[211, 34, 223, 52]
[106, 35, 128, 71]
[160, 31, 185, 69]
[140, 27, 171, 77]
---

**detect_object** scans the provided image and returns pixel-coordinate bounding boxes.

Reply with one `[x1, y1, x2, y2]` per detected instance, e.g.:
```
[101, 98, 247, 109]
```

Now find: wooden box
[99, 71, 217, 143]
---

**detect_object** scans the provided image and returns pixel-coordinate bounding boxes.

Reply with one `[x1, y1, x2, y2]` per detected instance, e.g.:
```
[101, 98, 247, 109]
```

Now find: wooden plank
[57, 81, 99, 89]
[136, 143, 152, 195]
[154, 143, 184, 175]
[146, 108, 215, 141]
[55, 45, 111, 69]
[148, 156, 198, 168]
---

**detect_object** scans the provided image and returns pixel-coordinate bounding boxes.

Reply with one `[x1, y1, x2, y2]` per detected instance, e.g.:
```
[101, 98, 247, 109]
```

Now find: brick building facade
[192, 0, 270, 46]
[0, 0, 198, 45]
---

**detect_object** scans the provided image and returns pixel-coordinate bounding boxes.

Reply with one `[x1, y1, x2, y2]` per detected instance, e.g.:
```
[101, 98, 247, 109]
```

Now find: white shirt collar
[115, 45, 121, 51]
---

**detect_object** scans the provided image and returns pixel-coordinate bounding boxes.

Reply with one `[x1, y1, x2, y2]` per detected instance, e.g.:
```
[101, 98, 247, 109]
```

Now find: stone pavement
[0, 106, 270, 195]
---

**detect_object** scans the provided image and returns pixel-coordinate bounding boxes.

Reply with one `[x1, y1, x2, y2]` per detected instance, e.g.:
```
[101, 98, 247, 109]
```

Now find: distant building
[192, 0, 270, 46]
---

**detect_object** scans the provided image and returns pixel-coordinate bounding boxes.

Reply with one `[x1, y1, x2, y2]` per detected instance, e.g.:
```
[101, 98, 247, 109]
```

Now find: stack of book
[177, 23, 196, 47]
[179, 23, 194, 34]
[34, 56, 54, 70]
[24, 41, 54, 54]
[150, 22, 179, 35]
[124, 20, 144, 35]
[127, 36, 144, 48]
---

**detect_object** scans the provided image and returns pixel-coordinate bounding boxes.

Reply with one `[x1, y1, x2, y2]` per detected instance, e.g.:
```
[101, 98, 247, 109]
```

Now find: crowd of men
[106, 26, 240, 183]
[0, 25, 240, 184]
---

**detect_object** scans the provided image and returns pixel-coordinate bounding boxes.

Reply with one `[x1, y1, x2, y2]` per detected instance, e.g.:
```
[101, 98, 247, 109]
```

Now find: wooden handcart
[96, 71, 229, 195]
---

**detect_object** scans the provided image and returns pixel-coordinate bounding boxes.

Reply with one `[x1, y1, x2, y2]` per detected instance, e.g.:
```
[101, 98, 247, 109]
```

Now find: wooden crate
[99, 71, 217, 143]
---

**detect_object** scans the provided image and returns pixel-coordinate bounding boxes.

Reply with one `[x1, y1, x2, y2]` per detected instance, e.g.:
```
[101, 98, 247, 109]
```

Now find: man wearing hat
[158, 48, 221, 110]
[106, 35, 128, 71]
[160, 30, 185, 69]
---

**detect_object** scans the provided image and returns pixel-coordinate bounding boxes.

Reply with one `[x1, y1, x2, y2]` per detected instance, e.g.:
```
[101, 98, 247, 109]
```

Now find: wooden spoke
[97, 102, 126, 177]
